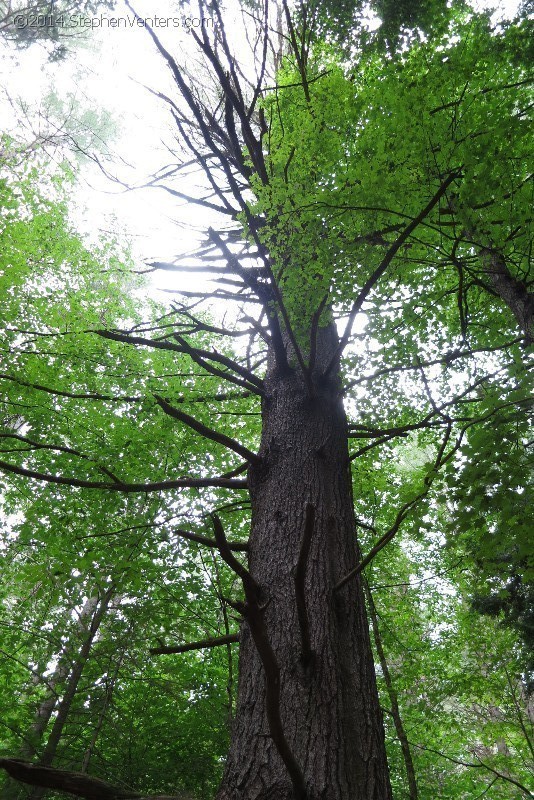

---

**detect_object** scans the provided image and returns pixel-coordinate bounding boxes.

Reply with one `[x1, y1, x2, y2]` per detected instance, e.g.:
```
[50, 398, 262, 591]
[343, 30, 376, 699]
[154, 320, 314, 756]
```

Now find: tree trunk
[480, 246, 534, 343]
[216, 325, 392, 800]
[27, 590, 113, 800]
[1, 596, 104, 800]
[80, 617, 131, 774]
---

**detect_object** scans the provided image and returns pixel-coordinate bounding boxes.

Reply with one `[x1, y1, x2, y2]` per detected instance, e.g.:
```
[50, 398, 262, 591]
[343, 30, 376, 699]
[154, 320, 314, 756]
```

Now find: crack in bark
[294, 504, 316, 668]
[211, 513, 308, 800]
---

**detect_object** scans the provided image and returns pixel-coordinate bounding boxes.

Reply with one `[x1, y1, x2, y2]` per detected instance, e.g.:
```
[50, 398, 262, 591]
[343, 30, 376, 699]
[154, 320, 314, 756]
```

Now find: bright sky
[0, 0, 522, 300]
[1, 1, 211, 294]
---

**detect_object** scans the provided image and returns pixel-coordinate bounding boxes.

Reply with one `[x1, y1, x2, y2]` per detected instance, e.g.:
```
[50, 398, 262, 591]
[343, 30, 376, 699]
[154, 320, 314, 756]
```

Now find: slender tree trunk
[27, 589, 113, 800]
[216, 325, 392, 800]
[0, 596, 103, 800]
[0, 677, 68, 800]
[363, 579, 418, 800]
[80, 639, 125, 774]
[16, 665, 70, 762]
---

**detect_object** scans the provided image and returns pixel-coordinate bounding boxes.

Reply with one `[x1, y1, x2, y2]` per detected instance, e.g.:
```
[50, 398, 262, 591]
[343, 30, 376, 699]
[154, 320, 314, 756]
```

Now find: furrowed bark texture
[216, 325, 392, 800]
[480, 247, 534, 343]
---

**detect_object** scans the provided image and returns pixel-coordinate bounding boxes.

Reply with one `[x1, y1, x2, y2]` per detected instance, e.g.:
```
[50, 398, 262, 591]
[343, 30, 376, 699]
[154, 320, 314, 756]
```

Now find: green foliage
[249, 11, 532, 793]
[300, 0, 453, 54]
[445, 377, 534, 685]
[0, 146, 250, 797]
[254, 10, 532, 330]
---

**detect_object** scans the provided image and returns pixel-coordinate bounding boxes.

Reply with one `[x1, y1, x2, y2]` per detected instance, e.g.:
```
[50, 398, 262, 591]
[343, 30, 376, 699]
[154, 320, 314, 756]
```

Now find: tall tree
[0, 2, 532, 799]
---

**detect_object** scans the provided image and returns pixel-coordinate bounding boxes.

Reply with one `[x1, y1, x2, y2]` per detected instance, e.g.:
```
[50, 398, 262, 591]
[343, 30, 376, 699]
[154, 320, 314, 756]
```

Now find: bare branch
[326, 173, 460, 375]
[150, 633, 239, 655]
[0, 459, 248, 493]
[154, 395, 260, 464]
[189, 22, 268, 183]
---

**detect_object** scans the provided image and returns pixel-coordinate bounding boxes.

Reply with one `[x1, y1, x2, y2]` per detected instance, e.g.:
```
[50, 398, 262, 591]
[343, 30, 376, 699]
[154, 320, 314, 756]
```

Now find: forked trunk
[216, 325, 392, 800]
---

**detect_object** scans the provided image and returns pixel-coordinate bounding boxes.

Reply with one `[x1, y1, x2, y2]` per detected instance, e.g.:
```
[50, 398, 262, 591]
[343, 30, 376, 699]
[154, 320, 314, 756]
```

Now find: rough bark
[479, 246, 534, 344]
[216, 325, 392, 800]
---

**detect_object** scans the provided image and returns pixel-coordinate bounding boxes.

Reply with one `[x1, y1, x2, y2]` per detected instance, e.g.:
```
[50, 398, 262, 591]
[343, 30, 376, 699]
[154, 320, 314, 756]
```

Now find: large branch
[0, 372, 141, 403]
[478, 246, 534, 342]
[0, 459, 247, 492]
[171, 333, 265, 391]
[0, 759, 178, 800]
[154, 395, 260, 464]
[0, 433, 121, 484]
[326, 172, 460, 375]
[96, 329, 264, 396]
[0, 372, 255, 409]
